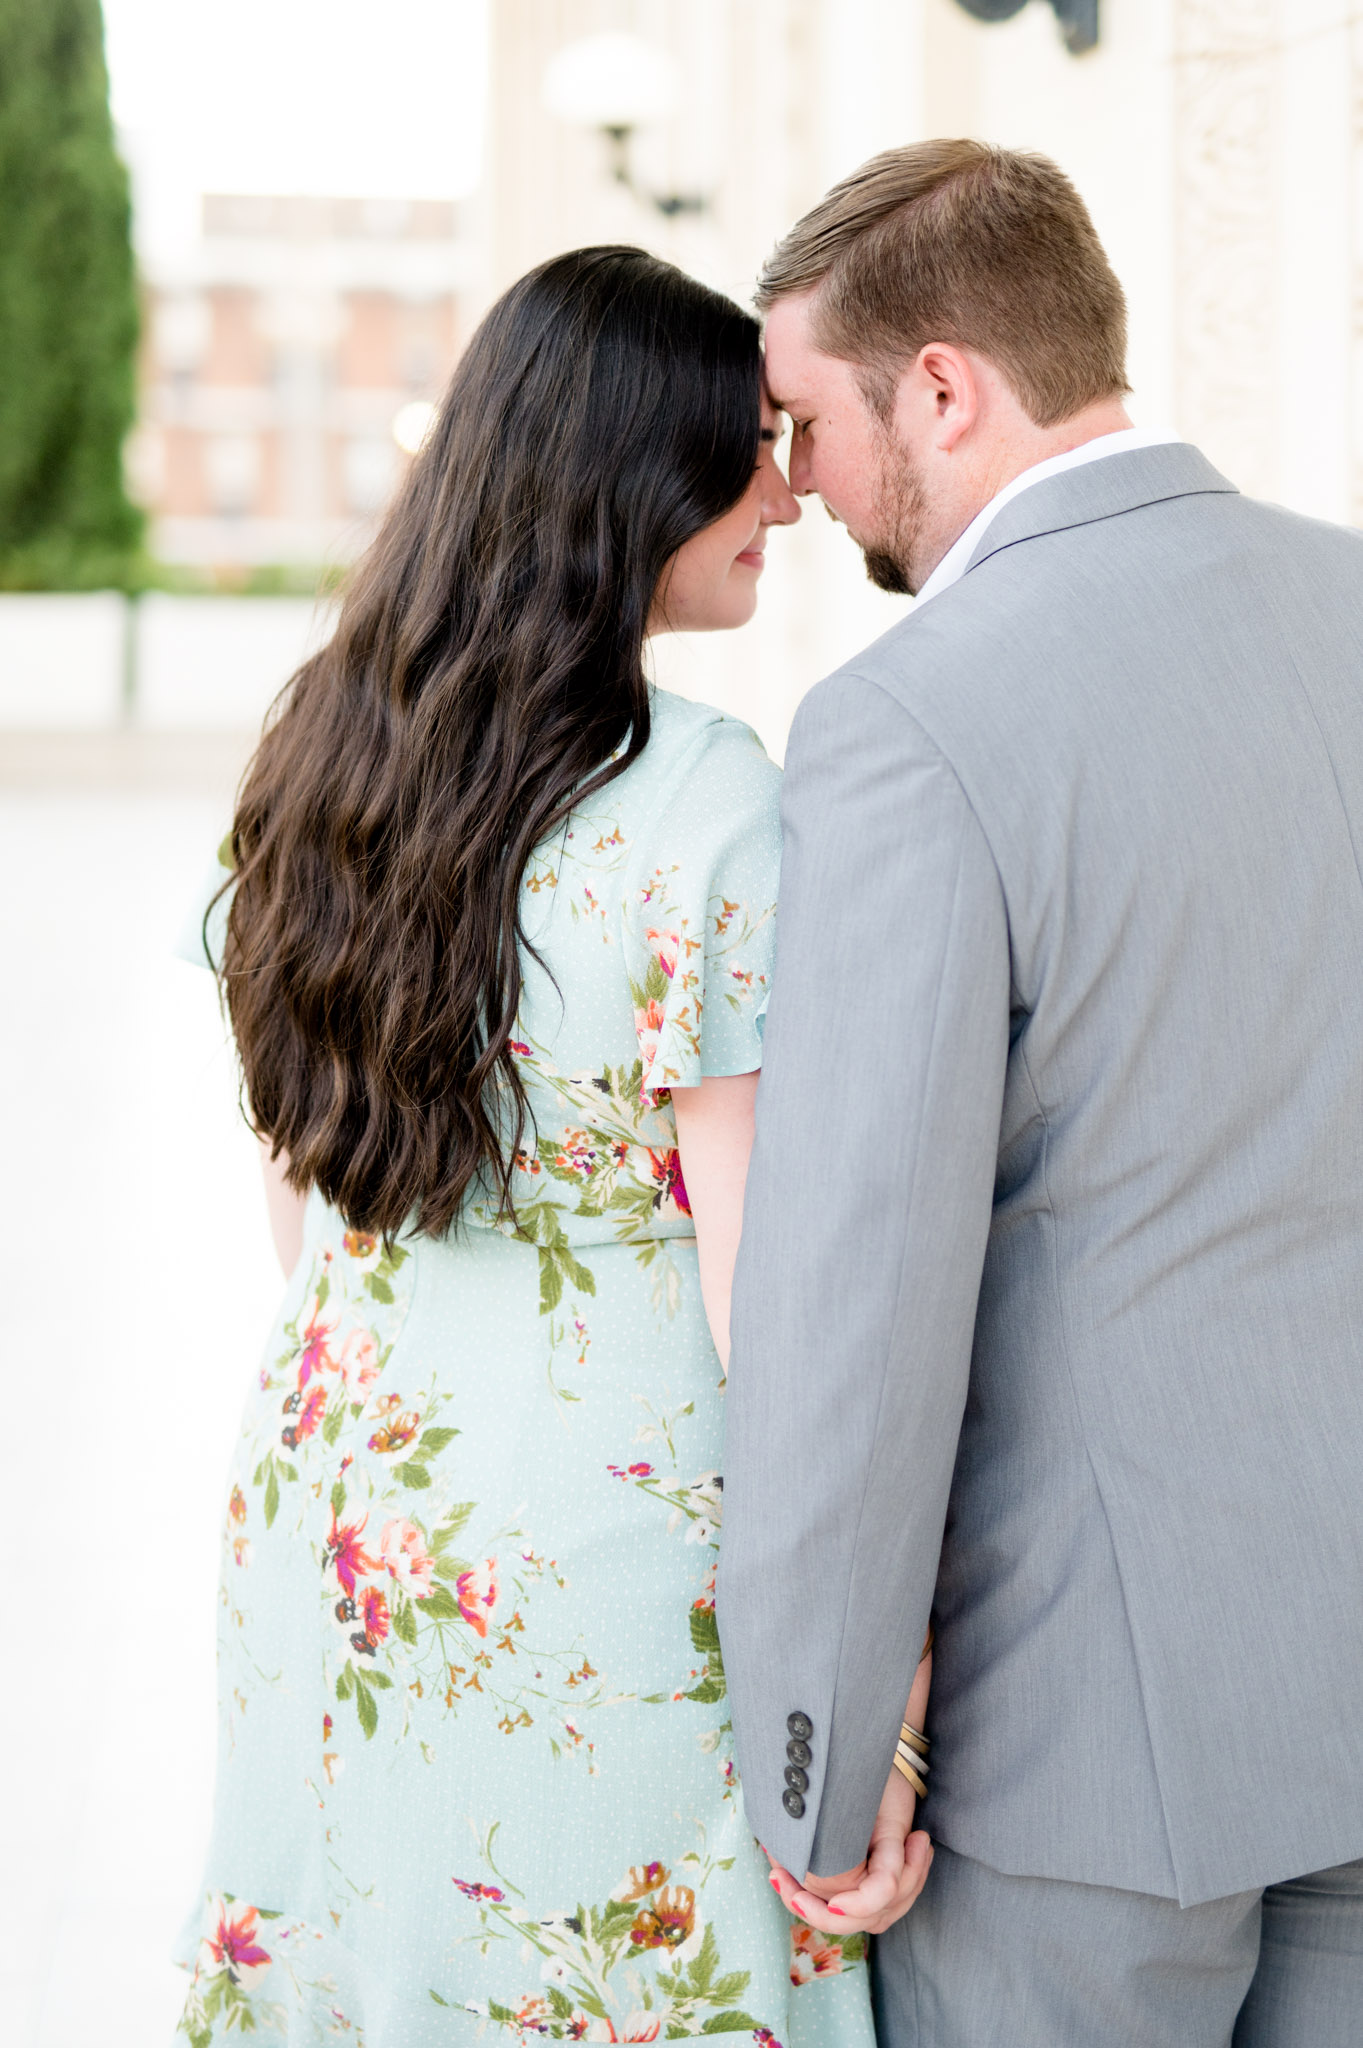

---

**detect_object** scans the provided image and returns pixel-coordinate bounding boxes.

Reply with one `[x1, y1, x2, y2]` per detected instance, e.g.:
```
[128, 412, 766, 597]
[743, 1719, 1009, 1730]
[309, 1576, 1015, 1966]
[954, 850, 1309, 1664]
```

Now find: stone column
[1172, 0, 1363, 525]
[1171, 2, 1280, 497]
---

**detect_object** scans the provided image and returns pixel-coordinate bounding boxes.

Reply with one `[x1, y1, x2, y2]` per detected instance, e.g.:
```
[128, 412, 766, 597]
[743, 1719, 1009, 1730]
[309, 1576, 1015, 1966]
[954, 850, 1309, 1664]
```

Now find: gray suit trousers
[873, 1844, 1363, 2047]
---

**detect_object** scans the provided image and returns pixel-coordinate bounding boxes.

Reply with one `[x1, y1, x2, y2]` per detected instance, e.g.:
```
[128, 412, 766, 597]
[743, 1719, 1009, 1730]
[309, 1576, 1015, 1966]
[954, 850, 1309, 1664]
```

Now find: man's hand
[765, 1765, 933, 1936]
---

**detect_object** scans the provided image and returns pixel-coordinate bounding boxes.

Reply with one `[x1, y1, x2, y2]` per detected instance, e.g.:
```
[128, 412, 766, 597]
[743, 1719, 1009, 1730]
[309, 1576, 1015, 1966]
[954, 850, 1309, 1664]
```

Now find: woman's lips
[736, 549, 765, 571]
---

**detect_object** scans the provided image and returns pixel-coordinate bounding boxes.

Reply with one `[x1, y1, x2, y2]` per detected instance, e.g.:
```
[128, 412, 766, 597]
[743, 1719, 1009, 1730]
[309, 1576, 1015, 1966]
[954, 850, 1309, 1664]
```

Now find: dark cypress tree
[0, 0, 144, 587]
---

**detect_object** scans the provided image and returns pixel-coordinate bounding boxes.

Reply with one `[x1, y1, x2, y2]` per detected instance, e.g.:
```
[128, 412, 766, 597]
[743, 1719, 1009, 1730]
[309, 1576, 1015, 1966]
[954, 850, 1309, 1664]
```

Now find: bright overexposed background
[9, 2, 1363, 2042]
[10, 11, 490, 2034]
[2, 772, 280, 2045]
[105, 0, 487, 264]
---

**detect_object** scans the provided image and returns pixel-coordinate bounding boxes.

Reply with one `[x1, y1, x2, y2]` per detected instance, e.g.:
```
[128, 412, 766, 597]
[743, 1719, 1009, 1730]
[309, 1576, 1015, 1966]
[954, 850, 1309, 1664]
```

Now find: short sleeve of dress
[174, 833, 235, 972]
[621, 713, 781, 1102]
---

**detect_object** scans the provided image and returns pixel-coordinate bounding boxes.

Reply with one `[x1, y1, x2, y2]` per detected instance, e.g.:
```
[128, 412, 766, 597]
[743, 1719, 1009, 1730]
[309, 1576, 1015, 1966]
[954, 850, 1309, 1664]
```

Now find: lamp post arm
[952, 0, 1098, 54]
[596, 124, 709, 219]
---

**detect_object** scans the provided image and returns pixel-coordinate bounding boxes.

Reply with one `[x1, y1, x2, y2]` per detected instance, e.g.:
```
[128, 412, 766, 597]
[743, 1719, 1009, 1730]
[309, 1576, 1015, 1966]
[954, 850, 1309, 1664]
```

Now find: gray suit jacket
[719, 445, 1363, 1908]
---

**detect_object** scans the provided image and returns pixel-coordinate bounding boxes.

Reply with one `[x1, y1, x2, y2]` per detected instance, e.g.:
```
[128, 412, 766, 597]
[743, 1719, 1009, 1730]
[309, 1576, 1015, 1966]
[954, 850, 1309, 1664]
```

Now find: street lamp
[953, 0, 1099, 57]
[541, 33, 709, 219]
[391, 401, 436, 456]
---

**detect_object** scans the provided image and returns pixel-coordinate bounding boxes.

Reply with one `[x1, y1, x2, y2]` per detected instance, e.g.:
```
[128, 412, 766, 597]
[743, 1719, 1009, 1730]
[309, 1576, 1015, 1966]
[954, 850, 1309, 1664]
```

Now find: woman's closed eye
[755, 417, 788, 472]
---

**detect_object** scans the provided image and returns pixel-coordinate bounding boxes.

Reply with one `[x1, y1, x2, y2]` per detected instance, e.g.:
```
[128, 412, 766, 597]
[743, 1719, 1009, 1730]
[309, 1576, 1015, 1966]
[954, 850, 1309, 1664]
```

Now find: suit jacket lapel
[965, 443, 1239, 579]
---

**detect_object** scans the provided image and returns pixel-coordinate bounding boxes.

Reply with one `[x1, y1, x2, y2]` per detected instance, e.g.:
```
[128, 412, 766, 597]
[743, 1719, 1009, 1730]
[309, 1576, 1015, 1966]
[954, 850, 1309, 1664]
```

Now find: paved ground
[2, 738, 285, 2046]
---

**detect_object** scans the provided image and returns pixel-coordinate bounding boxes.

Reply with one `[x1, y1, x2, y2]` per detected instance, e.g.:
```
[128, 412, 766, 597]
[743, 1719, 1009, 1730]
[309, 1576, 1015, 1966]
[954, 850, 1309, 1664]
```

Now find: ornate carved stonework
[1173, 1, 1279, 498]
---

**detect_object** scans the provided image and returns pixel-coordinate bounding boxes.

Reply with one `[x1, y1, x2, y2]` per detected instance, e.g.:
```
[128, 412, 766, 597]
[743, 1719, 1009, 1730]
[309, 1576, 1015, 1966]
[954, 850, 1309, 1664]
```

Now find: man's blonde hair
[757, 139, 1130, 426]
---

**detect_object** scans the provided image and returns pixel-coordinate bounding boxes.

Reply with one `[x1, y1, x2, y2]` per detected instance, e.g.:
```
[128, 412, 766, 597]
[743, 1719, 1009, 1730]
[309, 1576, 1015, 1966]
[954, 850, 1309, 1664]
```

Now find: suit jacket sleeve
[718, 670, 1010, 1878]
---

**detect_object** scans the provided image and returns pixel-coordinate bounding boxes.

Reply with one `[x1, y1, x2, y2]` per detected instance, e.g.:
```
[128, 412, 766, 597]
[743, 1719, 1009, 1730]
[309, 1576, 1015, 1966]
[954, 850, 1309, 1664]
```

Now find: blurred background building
[135, 193, 469, 576]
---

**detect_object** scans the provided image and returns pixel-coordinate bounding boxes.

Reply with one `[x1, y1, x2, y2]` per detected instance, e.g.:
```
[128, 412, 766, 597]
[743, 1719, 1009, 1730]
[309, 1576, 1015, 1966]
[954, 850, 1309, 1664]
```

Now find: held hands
[764, 1763, 933, 1937]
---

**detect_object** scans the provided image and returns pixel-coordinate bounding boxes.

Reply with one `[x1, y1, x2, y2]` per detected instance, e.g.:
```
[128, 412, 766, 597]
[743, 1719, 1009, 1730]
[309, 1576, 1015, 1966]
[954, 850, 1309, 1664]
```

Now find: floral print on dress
[788, 1924, 867, 1987]
[608, 1464, 728, 1711]
[225, 1230, 615, 1767]
[436, 1835, 760, 2040]
[246, 1233, 414, 1534]
[432, 1832, 867, 2041]
[624, 865, 774, 1105]
[177, 1894, 365, 2047]
[177, 695, 870, 2046]
[520, 798, 633, 947]
[320, 1441, 605, 1757]
[488, 1042, 695, 1322]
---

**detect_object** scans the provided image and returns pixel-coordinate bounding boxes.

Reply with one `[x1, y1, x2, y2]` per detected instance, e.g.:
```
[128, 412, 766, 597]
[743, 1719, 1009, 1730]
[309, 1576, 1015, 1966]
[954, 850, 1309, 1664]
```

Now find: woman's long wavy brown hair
[218, 246, 762, 1240]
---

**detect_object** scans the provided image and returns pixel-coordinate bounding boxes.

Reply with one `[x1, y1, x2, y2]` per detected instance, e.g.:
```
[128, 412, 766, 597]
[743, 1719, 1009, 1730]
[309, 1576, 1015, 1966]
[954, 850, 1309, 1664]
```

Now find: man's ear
[899, 344, 979, 454]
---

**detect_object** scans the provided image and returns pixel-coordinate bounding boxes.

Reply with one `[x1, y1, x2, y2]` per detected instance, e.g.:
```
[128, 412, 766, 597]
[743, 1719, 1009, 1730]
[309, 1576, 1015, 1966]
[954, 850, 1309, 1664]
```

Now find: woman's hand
[765, 1765, 933, 1936]
[766, 1646, 934, 1936]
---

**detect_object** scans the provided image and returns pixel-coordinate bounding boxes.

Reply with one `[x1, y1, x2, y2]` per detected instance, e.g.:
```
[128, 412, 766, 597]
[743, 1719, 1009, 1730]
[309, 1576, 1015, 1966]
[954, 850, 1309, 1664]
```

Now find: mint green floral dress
[174, 688, 875, 2048]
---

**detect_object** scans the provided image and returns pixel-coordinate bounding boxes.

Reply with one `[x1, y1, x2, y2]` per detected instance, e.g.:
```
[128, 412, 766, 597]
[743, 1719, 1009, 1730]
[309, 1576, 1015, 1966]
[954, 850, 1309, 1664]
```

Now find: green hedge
[0, 0, 145, 589]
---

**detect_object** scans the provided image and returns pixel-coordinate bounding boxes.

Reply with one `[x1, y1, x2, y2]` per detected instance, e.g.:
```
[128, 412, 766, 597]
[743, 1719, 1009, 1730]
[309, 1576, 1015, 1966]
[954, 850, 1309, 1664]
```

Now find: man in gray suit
[719, 140, 1363, 2044]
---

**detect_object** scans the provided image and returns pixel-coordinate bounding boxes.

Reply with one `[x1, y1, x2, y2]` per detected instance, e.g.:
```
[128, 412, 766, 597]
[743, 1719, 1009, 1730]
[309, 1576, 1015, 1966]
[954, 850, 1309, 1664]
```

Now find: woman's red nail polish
[769, 1873, 781, 1888]
[828, 1904, 846, 1916]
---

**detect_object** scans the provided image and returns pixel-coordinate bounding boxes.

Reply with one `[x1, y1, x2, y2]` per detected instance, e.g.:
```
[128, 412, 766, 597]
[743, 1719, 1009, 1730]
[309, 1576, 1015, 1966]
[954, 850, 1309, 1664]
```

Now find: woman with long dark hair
[173, 247, 876, 2045]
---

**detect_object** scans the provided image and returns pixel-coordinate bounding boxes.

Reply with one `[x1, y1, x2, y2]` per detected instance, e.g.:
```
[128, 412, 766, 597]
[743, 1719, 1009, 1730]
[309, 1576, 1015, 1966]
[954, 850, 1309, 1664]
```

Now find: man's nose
[787, 437, 814, 495]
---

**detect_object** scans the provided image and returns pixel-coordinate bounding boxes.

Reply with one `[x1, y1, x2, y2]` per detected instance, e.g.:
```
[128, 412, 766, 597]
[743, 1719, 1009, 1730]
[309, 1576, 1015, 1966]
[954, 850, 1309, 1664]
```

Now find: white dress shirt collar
[912, 426, 1182, 610]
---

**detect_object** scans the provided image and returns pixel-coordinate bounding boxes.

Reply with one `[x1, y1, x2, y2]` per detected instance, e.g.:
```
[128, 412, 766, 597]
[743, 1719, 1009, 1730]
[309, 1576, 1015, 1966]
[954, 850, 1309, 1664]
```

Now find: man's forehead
[762, 296, 829, 404]
[761, 293, 814, 354]
[764, 348, 856, 416]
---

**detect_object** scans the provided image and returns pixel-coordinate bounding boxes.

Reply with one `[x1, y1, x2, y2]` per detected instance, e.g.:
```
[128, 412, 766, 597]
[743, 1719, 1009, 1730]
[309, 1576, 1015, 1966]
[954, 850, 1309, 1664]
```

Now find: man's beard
[858, 434, 929, 596]
[862, 545, 914, 596]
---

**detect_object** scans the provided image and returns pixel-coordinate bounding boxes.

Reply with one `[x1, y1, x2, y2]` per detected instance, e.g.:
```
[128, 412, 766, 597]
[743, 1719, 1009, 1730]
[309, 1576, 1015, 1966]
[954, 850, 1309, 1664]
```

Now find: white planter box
[134, 594, 340, 732]
[0, 592, 126, 729]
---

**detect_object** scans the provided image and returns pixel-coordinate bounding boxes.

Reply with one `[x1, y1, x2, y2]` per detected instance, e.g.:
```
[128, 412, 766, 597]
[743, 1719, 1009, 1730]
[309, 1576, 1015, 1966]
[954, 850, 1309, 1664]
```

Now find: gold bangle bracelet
[892, 1750, 927, 1797]
[896, 1736, 930, 1781]
[899, 1722, 929, 1757]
